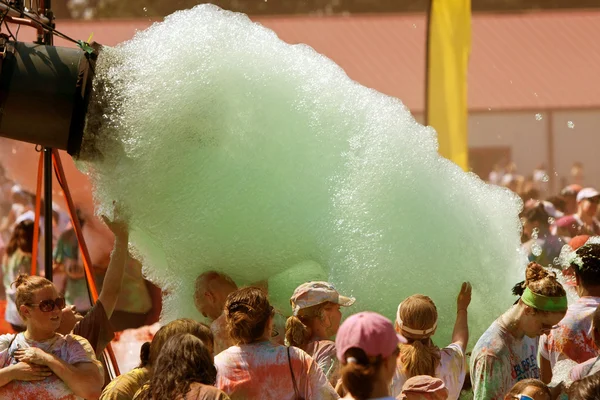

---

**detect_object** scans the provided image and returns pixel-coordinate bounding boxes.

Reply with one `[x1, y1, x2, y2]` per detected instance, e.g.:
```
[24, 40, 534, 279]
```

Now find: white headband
[396, 302, 437, 336]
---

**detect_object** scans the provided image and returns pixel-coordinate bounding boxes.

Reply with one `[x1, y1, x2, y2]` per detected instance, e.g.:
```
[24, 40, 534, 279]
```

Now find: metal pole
[43, 148, 53, 281]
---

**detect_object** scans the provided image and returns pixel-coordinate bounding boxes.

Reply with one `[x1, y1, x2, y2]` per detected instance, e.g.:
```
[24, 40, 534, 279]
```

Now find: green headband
[521, 287, 568, 312]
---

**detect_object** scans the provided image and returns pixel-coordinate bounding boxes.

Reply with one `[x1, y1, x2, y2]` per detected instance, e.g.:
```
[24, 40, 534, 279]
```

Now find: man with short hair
[555, 188, 600, 238]
[194, 271, 238, 354]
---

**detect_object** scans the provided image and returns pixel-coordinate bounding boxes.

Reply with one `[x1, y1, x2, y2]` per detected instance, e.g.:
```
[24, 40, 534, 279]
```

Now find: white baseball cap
[577, 188, 600, 203]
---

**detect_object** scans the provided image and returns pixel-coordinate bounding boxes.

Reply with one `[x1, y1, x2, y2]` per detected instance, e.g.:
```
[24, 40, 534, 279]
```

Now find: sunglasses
[26, 297, 66, 312]
[513, 395, 534, 400]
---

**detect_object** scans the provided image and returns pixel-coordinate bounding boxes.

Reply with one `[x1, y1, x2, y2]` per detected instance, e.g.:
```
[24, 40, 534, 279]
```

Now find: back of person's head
[546, 196, 567, 213]
[6, 220, 34, 257]
[523, 203, 551, 228]
[138, 342, 151, 368]
[569, 372, 600, 400]
[149, 318, 213, 367]
[336, 312, 406, 400]
[524, 262, 566, 298]
[504, 379, 551, 400]
[399, 375, 448, 400]
[285, 302, 327, 350]
[395, 295, 441, 378]
[225, 287, 273, 345]
[195, 270, 238, 295]
[572, 243, 600, 287]
[13, 274, 54, 319]
[140, 333, 216, 400]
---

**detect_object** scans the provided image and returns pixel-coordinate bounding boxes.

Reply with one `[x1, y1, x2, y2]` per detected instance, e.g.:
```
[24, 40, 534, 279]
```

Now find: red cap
[569, 235, 590, 250]
[335, 311, 407, 361]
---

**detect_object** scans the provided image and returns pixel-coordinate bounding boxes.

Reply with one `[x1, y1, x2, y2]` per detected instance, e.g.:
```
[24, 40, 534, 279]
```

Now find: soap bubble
[535, 113, 543, 121]
[567, 121, 575, 129]
[80, 5, 524, 344]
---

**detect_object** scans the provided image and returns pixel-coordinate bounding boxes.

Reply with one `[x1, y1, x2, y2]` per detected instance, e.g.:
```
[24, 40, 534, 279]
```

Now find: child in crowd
[471, 262, 567, 400]
[286, 281, 355, 384]
[134, 333, 229, 400]
[504, 379, 551, 400]
[335, 311, 406, 400]
[399, 375, 449, 400]
[391, 282, 471, 400]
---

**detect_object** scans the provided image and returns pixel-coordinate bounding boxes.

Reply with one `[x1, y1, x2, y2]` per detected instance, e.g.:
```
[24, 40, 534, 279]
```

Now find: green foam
[80, 4, 525, 345]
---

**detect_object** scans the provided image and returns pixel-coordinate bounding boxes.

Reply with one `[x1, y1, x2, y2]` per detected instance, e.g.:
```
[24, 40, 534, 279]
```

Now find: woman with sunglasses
[0, 273, 103, 399]
[214, 287, 338, 400]
[504, 379, 551, 400]
[470, 263, 567, 400]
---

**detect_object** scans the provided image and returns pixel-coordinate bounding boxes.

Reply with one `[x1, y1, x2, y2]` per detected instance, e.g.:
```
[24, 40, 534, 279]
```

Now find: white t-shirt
[0, 332, 102, 399]
[391, 342, 466, 400]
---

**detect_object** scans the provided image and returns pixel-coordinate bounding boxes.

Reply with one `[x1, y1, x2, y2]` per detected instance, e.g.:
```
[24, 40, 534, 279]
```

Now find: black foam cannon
[0, 37, 101, 156]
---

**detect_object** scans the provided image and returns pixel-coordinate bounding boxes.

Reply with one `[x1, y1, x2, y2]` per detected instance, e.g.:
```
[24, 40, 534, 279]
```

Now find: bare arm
[451, 282, 472, 352]
[98, 204, 130, 319]
[540, 355, 553, 384]
[0, 363, 52, 387]
[45, 358, 103, 399]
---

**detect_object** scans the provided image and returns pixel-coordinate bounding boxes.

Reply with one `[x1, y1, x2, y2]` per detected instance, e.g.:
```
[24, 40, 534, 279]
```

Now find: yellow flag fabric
[426, 0, 471, 171]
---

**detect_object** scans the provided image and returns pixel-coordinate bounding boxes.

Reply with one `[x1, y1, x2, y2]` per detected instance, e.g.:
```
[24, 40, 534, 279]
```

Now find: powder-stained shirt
[305, 339, 339, 385]
[100, 367, 150, 400]
[570, 356, 600, 381]
[0, 332, 102, 400]
[470, 321, 540, 400]
[215, 340, 339, 400]
[540, 296, 600, 367]
[391, 342, 466, 400]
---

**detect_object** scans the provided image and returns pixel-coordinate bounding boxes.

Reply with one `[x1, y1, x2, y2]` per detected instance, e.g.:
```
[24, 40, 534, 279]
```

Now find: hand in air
[457, 282, 472, 312]
[9, 362, 52, 381]
[14, 347, 53, 366]
[101, 201, 129, 238]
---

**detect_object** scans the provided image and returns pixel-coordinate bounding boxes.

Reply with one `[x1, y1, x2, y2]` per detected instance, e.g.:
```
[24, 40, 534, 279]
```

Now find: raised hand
[457, 282, 472, 312]
[101, 201, 129, 238]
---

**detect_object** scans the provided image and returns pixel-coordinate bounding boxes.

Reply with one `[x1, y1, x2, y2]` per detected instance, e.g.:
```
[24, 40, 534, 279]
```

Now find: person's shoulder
[187, 382, 231, 400]
[0, 333, 17, 351]
[472, 323, 509, 360]
[443, 342, 465, 357]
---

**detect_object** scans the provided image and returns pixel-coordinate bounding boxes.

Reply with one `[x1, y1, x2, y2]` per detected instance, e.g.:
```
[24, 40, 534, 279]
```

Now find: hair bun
[525, 262, 548, 284]
[13, 273, 31, 289]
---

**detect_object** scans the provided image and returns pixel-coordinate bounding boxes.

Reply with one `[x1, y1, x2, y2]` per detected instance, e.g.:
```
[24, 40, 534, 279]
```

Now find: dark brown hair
[397, 295, 441, 378]
[137, 333, 217, 400]
[524, 262, 566, 298]
[572, 243, 600, 287]
[505, 379, 551, 400]
[225, 287, 273, 345]
[6, 220, 34, 257]
[569, 372, 600, 400]
[12, 274, 54, 319]
[341, 347, 386, 400]
[149, 318, 213, 368]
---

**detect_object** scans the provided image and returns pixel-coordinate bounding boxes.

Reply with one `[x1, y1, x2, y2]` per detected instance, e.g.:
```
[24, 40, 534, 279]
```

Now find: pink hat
[399, 376, 449, 400]
[335, 311, 407, 361]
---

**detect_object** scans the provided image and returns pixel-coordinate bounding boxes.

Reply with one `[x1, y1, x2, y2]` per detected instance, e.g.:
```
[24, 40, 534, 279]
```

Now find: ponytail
[341, 348, 383, 400]
[285, 316, 311, 350]
[399, 338, 441, 378]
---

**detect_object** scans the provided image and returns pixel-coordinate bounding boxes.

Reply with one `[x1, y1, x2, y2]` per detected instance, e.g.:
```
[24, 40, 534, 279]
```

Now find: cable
[0, 0, 80, 45]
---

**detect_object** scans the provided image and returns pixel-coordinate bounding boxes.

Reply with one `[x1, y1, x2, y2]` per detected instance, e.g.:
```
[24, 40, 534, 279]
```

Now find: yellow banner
[426, 0, 471, 171]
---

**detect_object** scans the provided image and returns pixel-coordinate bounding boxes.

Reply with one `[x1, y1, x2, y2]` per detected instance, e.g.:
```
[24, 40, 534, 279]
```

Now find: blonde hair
[285, 302, 329, 350]
[396, 295, 441, 377]
[13, 274, 54, 319]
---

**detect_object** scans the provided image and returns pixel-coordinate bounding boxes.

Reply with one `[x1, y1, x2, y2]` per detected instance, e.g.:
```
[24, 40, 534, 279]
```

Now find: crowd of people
[0, 161, 600, 399]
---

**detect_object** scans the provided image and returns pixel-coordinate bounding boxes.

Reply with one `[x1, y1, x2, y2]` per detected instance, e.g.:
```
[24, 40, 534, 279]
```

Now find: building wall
[412, 109, 600, 191]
